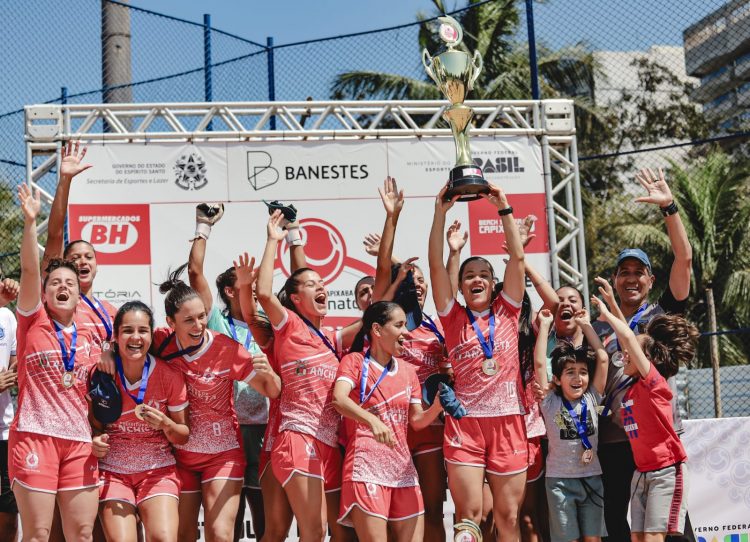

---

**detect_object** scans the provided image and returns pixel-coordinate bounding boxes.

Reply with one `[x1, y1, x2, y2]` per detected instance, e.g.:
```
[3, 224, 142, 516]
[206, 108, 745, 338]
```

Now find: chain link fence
[1, 0, 748, 415]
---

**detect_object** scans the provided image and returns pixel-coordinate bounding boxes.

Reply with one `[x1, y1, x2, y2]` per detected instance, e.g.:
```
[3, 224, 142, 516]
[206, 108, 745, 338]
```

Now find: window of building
[701, 65, 729, 84]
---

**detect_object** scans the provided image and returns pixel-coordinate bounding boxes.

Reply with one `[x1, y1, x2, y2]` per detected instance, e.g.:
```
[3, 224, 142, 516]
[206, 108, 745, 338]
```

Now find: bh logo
[277, 218, 347, 284]
[82, 220, 139, 254]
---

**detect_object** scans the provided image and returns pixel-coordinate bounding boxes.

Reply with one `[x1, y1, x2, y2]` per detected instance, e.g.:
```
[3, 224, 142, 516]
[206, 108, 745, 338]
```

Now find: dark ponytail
[158, 263, 202, 318]
[350, 301, 402, 353]
[215, 266, 236, 313]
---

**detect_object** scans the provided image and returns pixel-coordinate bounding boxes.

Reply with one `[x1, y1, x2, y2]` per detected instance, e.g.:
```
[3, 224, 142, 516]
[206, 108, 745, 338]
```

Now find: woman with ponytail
[92, 301, 189, 542]
[153, 265, 281, 542]
[255, 210, 360, 542]
[332, 301, 443, 541]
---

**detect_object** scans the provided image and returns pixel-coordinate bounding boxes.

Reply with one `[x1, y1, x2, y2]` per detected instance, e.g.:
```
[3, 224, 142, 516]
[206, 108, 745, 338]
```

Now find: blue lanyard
[155, 332, 205, 361]
[115, 353, 151, 405]
[81, 294, 112, 341]
[52, 321, 78, 372]
[228, 315, 253, 351]
[601, 376, 636, 417]
[420, 314, 445, 345]
[612, 303, 648, 352]
[562, 397, 592, 450]
[300, 315, 339, 361]
[465, 307, 494, 359]
[360, 350, 391, 405]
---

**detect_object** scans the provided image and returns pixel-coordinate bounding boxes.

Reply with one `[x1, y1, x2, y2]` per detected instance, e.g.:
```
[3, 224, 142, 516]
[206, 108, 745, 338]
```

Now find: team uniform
[335, 352, 424, 524]
[153, 327, 257, 492]
[207, 306, 269, 490]
[270, 308, 343, 492]
[622, 364, 688, 535]
[401, 317, 449, 457]
[524, 374, 546, 483]
[257, 339, 279, 482]
[76, 295, 117, 347]
[9, 302, 101, 493]
[438, 293, 528, 475]
[0, 307, 18, 513]
[99, 355, 188, 506]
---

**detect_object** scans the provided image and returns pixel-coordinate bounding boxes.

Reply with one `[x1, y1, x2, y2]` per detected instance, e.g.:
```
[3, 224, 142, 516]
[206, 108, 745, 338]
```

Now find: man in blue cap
[592, 168, 694, 542]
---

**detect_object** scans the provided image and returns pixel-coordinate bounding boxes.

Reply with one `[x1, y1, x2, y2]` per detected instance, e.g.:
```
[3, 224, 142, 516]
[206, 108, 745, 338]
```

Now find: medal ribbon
[228, 315, 253, 351]
[155, 332, 205, 361]
[562, 397, 592, 451]
[600, 376, 636, 418]
[81, 294, 113, 341]
[610, 303, 648, 353]
[115, 352, 151, 405]
[52, 321, 78, 373]
[465, 307, 494, 359]
[420, 314, 445, 345]
[300, 314, 340, 361]
[360, 350, 392, 405]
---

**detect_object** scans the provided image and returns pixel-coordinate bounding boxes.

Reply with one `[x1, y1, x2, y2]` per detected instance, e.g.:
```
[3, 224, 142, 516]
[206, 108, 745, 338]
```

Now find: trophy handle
[422, 49, 437, 84]
[469, 50, 483, 89]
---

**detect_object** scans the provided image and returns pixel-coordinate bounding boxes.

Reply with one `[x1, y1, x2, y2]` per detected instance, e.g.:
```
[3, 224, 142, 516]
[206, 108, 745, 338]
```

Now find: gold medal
[61, 371, 76, 388]
[581, 448, 594, 465]
[101, 341, 110, 352]
[134, 404, 147, 421]
[482, 358, 498, 376]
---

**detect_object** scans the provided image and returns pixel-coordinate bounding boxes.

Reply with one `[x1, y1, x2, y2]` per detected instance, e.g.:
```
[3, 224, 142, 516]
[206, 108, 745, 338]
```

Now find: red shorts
[8, 430, 98, 493]
[407, 424, 444, 457]
[338, 481, 423, 526]
[175, 448, 245, 493]
[271, 431, 342, 492]
[258, 450, 272, 482]
[99, 466, 180, 506]
[526, 436, 544, 483]
[443, 415, 528, 476]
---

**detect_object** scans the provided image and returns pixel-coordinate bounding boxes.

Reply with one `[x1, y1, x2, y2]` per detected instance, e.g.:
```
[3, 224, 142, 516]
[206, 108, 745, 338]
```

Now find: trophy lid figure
[422, 16, 489, 202]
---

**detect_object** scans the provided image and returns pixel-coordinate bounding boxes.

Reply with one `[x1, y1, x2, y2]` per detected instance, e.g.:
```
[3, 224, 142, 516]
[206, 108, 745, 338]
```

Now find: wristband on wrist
[660, 202, 678, 217]
[194, 223, 211, 240]
[286, 226, 304, 246]
[497, 206, 514, 216]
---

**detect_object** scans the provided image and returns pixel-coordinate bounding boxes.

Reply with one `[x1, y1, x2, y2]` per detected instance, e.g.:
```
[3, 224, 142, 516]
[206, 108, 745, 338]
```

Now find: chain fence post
[706, 287, 723, 418]
[267, 36, 276, 130]
[525, 0, 540, 100]
[203, 13, 213, 131]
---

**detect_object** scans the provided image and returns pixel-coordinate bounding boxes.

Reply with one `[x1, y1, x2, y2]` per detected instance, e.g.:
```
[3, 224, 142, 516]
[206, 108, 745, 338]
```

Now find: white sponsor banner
[683, 417, 750, 541]
[226, 140, 389, 201]
[386, 136, 545, 196]
[70, 143, 229, 203]
[87, 264, 152, 309]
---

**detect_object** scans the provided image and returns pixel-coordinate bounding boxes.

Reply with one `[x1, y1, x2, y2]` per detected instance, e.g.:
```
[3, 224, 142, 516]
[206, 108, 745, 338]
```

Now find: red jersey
[272, 309, 342, 448]
[76, 296, 117, 346]
[336, 352, 421, 488]
[261, 341, 281, 454]
[154, 328, 256, 454]
[400, 316, 449, 386]
[622, 363, 687, 472]
[13, 303, 101, 442]
[438, 293, 524, 417]
[100, 355, 188, 474]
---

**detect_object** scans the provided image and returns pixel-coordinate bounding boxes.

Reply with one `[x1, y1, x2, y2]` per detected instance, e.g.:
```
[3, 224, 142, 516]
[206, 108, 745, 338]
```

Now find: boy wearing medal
[534, 303, 609, 542]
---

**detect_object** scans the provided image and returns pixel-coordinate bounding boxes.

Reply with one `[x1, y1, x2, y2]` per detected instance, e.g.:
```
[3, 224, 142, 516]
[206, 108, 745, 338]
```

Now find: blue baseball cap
[616, 248, 651, 272]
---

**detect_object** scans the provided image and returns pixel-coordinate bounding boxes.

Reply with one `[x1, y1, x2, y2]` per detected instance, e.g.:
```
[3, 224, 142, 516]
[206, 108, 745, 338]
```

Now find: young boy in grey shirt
[535, 302, 610, 542]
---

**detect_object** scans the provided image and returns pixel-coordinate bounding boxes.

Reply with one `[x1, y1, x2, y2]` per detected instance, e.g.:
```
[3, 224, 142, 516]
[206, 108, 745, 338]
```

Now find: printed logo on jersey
[366, 482, 378, 497]
[68, 204, 151, 265]
[25, 451, 39, 469]
[305, 442, 317, 459]
[174, 152, 208, 191]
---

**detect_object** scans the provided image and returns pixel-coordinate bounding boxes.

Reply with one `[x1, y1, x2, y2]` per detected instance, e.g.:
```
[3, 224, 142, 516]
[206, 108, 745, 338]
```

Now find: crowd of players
[0, 142, 699, 542]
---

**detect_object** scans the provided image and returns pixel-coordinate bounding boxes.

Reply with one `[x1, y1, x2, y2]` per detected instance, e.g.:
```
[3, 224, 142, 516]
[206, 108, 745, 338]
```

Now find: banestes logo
[68, 204, 151, 265]
[246, 151, 370, 191]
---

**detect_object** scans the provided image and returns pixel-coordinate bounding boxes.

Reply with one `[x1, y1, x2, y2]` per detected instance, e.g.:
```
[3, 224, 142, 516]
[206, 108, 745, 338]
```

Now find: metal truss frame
[24, 99, 588, 298]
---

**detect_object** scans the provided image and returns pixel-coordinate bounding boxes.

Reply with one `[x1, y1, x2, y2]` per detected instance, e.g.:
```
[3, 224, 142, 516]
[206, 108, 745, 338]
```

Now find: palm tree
[595, 151, 750, 367]
[330, 0, 608, 142]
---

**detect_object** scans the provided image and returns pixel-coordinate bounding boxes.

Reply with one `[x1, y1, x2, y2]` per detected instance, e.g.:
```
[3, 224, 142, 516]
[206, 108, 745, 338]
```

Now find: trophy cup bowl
[422, 17, 488, 202]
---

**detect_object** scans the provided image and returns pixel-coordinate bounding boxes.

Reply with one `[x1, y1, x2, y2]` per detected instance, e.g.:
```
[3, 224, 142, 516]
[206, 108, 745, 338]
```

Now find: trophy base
[445, 165, 490, 202]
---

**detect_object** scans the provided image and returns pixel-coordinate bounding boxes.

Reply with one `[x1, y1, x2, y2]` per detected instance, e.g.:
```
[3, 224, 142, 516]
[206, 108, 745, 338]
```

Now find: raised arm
[187, 203, 225, 313]
[481, 185, 525, 304]
[380, 257, 418, 302]
[363, 233, 400, 266]
[372, 177, 404, 302]
[446, 219, 468, 298]
[255, 211, 288, 328]
[595, 295, 650, 378]
[534, 309, 553, 392]
[594, 277, 626, 323]
[514, 215, 558, 312]
[41, 141, 92, 272]
[428, 186, 458, 313]
[234, 253, 273, 348]
[18, 184, 43, 312]
[573, 307, 609, 395]
[634, 168, 692, 301]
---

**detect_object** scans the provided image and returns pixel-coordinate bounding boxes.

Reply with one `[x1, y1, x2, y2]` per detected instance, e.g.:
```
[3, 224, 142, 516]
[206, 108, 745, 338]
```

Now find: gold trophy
[422, 15, 488, 201]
